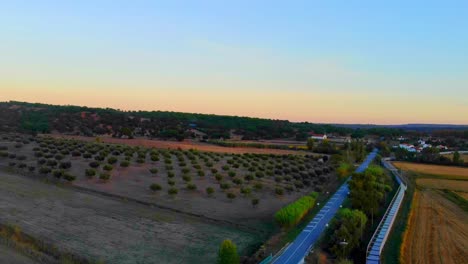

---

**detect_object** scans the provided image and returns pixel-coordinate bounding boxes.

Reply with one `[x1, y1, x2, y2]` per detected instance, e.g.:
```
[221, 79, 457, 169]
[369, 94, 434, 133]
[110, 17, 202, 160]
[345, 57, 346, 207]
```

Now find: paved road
[272, 149, 379, 264]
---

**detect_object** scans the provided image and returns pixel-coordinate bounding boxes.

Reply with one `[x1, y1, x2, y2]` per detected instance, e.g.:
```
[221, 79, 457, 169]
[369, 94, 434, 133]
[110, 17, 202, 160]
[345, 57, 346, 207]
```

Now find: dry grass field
[45, 134, 310, 155]
[0, 133, 337, 263]
[392, 161, 468, 178]
[416, 178, 468, 192]
[400, 189, 468, 264]
[0, 244, 36, 264]
[454, 191, 468, 200]
[397, 161, 468, 264]
[442, 153, 468, 162]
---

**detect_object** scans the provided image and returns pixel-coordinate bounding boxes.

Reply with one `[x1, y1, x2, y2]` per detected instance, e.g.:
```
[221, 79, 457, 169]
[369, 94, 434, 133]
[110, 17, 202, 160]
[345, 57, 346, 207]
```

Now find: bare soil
[0, 170, 263, 264]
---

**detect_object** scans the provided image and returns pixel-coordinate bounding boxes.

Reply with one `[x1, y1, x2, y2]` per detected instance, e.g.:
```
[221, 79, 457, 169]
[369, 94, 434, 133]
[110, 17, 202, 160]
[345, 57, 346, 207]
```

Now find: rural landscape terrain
[1, 2, 468, 263]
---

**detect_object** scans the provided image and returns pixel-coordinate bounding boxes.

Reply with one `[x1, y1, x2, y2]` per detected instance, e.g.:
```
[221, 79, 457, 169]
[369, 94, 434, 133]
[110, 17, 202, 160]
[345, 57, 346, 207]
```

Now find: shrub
[254, 182, 263, 190]
[197, 170, 205, 177]
[206, 187, 215, 196]
[107, 157, 117, 164]
[16, 155, 27, 161]
[167, 179, 176, 186]
[120, 160, 130, 167]
[222, 165, 229, 171]
[46, 159, 57, 167]
[244, 174, 254, 181]
[85, 169, 96, 178]
[182, 168, 190, 174]
[83, 153, 92, 159]
[217, 239, 239, 264]
[187, 183, 197, 190]
[39, 166, 51, 174]
[182, 175, 192, 182]
[226, 192, 236, 200]
[136, 158, 145, 164]
[228, 171, 236, 177]
[220, 182, 231, 190]
[150, 183, 162, 191]
[28, 166, 35, 172]
[59, 161, 72, 169]
[255, 171, 264, 178]
[275, 176, 283, 183]
[89, 161, 100, 168]
[167, 171, 175, 178]
[63, 173, 76, 182]
[274, 194, 317, 227]
[151, 155, 159, 161]
[149, 168, 158, 174]
[211, 168, 218, 174]
[52, 170, 64, 178]
[99, 173, 111, 181]
[215, 174, 223, 181]
[275, 187, 284, 196]
[103, 164, 113, 171]
[168, 187, 178, 195]
[0, 151, 8, 158]
[232, 178, 243, 185]
[17, 163, 27, 169]
[240, 187, 252, 195]
[252, 198, 260, 207]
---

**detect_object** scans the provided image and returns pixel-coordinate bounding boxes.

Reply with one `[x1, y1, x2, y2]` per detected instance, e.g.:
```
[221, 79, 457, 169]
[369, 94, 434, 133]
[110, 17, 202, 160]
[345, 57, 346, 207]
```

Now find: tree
[348, 165, 390, 225]
[306, 138, 315, 151]
[329, 209, 367, 259]
[453, 151, 461, 165]
[217, 239, 239, 264]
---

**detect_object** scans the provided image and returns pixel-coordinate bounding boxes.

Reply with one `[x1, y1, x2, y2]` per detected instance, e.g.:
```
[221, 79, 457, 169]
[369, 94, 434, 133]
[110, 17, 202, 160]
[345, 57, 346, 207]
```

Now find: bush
[16, 155, 27, 161]
[222, 165, 229, 171]
[39, 166, 51, 174]
[226, 192, 236, 200]
[255, 171, 265, 178]
[274, 194, 317, 227]
[150, 183, 162, 191]
[59, 161, 72, 169]
[182, 168, 190, 174]
[85, 169, 96, 178]
[244, 174, 254, 181]
[28, 166, 36, 172]
[168, 187, 178, 195]
[211, 168, 218, 173]
[99, 173, 111, 181]
[217, 239, 239, 264]
[0, 151, 8, 158]
[275, 187, 284, 196]
[187, 183, 197, 190]
[46, 159, 58, 167]
[120, 160, 130, 167]
[206, 187, 215, 196]
[149, 168, 158, 174]
[89, 161, 100, 168]
[107, 157, 117, 164]
[167, 171, 175, 178]
[232, 178, 243, 185]
[254, 182, 263, 190]
[197, 170, 205, 177]
[103, 164, 113, 171]
[220, 182, 231, 190]
[251, 198, 260, 207]
[167, 179, 176, 186]
[182, 175, 192, 182]
[52, 170, 64, 178]
[240, 187, 252, 195]
[83, 153, 92, 159]
[63, 173, 76, 182]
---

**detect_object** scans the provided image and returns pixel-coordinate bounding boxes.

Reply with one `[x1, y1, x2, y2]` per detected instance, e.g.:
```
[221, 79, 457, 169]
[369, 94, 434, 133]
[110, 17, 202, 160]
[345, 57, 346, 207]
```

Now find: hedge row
[274, 192, 318, 227]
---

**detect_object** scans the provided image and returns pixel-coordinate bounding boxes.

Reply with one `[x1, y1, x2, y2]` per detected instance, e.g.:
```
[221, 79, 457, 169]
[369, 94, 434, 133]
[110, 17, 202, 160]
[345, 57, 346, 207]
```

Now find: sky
[1, 1, 467, 124]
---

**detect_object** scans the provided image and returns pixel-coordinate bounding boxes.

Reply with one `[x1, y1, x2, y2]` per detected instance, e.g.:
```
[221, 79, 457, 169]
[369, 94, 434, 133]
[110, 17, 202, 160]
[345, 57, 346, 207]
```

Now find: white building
[309, 134, 327, 140]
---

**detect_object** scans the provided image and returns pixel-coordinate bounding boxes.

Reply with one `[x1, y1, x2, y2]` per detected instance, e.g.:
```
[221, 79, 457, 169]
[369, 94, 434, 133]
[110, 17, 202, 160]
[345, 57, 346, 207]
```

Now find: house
[399, 143, 417, 152]
[309, 133, 327, 140]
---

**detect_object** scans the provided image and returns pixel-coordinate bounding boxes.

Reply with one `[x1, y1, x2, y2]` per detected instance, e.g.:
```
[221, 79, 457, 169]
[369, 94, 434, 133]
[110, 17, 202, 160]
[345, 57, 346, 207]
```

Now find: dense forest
[0, 101, 409, 141]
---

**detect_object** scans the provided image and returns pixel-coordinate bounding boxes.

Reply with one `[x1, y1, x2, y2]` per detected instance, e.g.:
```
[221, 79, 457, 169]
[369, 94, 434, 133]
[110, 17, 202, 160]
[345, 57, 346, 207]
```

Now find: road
[272, 149, 379, 264]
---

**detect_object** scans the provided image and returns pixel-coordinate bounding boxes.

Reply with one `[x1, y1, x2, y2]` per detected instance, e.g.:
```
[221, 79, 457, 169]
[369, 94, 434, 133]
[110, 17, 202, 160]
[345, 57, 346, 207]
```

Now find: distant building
[309, 133, 327, 140]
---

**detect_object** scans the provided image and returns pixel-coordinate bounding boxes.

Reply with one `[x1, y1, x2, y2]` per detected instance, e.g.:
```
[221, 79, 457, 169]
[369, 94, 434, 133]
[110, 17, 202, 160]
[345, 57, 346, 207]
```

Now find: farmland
[0, 133, 339, 263]
[394, 162, 468, 264]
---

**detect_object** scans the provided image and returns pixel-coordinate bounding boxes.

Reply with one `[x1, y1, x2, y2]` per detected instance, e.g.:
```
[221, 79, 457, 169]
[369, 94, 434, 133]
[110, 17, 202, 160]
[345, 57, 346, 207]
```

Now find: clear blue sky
[1, 1, 467, 124]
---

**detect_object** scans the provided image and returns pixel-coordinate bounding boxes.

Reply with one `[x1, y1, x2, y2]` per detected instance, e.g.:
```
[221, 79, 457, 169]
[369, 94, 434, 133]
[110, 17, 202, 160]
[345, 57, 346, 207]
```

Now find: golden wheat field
[400, 189, 468, 264]
[393, 161, 468, 178]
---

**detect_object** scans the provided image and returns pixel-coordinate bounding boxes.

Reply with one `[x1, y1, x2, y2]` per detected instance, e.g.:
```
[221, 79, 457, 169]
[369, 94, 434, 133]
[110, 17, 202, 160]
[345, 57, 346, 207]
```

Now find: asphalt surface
[272, 149, 379, 264]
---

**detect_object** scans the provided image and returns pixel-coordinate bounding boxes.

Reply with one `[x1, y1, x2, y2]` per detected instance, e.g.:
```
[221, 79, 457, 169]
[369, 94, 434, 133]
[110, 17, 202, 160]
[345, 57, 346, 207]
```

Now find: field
[392, 161, 468, 178]
[395, 162, 468, 264]
[0, 244, 36, 264]
[442, 153, 468, 162]
[0, 133, 338, 263]
[45, 134, 311, 155]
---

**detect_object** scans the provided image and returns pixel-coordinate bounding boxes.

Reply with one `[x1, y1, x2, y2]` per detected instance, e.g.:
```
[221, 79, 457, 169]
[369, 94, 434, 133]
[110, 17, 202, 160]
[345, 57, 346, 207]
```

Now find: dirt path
[401, 189, 468, 264]
[0, 244, 37, 264]
[0, 170, 262, 264]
